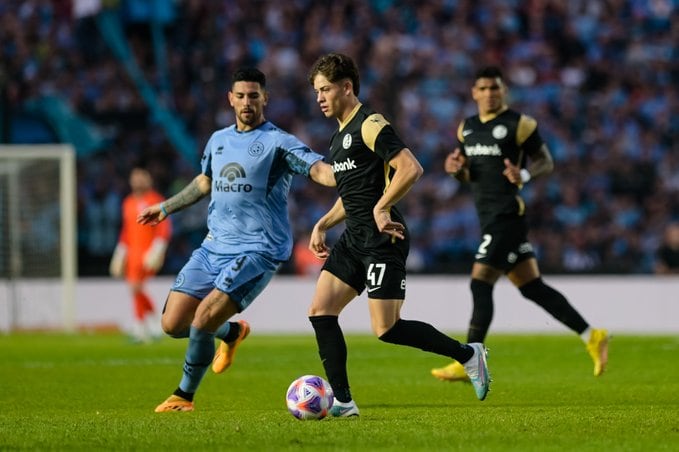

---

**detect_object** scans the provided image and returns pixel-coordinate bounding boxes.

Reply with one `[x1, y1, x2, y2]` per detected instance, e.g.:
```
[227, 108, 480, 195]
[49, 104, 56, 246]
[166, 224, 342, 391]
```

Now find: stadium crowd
[2, 0, 678, 275]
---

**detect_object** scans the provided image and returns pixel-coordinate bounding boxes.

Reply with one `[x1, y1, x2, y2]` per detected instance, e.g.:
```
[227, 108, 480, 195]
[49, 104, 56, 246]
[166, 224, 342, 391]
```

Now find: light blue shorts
[171, 246, 281, 312]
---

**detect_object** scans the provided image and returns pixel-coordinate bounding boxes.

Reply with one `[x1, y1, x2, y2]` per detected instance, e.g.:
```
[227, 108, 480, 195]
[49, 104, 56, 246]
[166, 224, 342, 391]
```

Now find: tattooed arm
[137, 174, 211, 225]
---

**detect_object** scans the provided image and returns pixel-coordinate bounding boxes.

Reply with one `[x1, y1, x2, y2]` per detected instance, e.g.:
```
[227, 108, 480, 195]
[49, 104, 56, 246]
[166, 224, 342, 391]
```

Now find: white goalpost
[0, 145, 77, 332]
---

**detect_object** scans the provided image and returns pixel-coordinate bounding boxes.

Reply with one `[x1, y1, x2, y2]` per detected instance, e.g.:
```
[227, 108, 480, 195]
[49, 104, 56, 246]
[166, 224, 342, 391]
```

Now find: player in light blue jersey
[137, 67, 335, 412]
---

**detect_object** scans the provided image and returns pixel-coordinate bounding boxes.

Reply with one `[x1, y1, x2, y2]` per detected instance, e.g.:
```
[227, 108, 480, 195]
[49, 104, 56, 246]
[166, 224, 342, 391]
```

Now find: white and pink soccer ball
[286, 374, 334, 420]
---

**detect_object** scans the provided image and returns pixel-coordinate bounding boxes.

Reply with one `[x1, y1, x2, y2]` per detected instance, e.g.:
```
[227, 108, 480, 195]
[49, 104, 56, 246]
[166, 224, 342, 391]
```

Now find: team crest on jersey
[173, 272, 185, 288]
[248, 141, 264, 157]
[492, 125, 508, 139]
[342, 133, 352, 149]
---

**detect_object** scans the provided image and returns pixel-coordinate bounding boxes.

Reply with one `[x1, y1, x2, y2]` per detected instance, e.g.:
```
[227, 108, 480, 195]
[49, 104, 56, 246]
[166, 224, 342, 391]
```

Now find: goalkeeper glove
[109, 243, 127, 278]
[143, 238, 168, 273]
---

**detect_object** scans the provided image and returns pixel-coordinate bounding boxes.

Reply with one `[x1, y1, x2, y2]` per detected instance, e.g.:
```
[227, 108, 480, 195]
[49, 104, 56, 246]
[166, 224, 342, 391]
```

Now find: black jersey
[329, 103, 408, 234]
[457, 108, 544, 230]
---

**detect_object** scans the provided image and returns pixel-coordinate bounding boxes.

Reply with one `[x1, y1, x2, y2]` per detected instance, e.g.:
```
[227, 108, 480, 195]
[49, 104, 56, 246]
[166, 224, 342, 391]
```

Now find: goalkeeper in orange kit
[110, 167, 172, 343]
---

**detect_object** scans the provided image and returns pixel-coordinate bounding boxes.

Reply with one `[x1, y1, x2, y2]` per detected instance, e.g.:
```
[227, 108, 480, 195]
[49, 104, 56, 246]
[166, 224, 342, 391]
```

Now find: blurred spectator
[79, 157, 122, 275]
[2, 0, 678, 275]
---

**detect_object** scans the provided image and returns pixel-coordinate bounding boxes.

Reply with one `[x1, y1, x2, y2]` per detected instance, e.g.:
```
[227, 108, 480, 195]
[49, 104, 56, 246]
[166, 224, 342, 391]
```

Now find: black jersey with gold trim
[329, 103, 408, 233]
[458, 108, 544, 230]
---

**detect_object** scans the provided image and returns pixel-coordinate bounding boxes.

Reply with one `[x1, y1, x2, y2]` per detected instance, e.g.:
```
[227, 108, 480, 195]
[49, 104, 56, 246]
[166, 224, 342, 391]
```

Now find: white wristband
[520, 168, 531, 184]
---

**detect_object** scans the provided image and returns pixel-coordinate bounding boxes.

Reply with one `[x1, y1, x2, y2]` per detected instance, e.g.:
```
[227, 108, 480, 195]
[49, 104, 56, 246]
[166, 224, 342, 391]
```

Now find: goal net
[0, 145, 77, 332]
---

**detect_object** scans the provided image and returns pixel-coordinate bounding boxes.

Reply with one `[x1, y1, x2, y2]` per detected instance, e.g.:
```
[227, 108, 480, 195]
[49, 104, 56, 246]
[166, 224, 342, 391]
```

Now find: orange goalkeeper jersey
[119, 190, 172, 281]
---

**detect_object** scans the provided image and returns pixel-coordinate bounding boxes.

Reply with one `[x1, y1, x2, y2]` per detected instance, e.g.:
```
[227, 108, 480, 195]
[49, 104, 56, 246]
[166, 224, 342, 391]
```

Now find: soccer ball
[285, 374, 334, 420]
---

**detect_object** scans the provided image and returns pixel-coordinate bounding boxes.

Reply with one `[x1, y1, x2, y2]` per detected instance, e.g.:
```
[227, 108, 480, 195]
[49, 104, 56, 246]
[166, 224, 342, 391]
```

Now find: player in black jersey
[431, 66, 609, 382]
[307, 53, 491, 416]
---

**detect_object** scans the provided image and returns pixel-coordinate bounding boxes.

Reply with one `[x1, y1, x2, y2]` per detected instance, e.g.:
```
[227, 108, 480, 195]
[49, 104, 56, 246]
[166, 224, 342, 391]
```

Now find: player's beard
[238, 108, 260, 127]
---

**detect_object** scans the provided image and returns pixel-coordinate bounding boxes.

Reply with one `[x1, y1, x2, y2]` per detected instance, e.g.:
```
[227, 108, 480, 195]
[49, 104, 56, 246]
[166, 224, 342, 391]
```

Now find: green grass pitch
[1, 332, 678, 451]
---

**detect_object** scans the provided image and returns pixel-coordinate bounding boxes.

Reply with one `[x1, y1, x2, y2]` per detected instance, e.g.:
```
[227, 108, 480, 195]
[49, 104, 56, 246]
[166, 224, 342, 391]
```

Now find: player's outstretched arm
[137, 174, 211, 225]
[136, 203, 165, 226]
[309, 161, 336, 187]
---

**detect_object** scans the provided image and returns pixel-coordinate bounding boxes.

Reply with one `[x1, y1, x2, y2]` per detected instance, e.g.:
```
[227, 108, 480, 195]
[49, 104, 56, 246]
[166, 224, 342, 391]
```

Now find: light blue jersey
[199, 121, 324, 261]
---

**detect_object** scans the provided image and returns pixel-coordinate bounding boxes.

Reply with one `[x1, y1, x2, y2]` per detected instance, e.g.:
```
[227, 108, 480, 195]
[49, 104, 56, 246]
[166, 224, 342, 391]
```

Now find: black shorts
[322, 228, 408, 299]
[475, 217, 535, 271]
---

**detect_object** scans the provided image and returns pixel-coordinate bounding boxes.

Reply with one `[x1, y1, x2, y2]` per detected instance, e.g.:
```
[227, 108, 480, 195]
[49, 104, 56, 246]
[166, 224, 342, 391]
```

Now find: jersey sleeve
[280, 133, 324, 176]
[517, 115, 544, 157]
[200, 134, 215, 178]
[361, 113, 407, 162]
[456, 121, 466, 154]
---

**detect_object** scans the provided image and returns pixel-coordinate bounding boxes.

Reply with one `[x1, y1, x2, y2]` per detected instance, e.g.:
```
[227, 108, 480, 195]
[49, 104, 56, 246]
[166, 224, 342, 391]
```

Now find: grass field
[1, 332, 678, 451]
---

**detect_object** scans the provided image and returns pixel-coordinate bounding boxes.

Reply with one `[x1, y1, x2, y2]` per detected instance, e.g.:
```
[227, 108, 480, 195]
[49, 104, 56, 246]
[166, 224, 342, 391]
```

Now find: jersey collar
[338, 103, 362, 131]
[479, 106, 508, 123]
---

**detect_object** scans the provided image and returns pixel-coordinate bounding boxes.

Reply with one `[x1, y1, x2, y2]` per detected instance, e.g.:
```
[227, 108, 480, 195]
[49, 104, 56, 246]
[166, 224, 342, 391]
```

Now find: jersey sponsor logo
[342, 133, 352, 149]
[492, 125, 508, 139]
[215, 162, 253, 192]
[465, 143, 502, 157]
[248, 141, 264, 157]
[332, 157, 357, 173]
[507, 252, 517, 264]
[220, 162, 246, 180]
[462, 129, 473, 137]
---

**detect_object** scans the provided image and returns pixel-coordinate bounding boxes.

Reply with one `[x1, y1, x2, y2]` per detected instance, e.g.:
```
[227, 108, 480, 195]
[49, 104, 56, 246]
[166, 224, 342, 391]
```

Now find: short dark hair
[232, 67, 266, 88]
[308, 53, 360, 96]
[475, 66, 504, 81]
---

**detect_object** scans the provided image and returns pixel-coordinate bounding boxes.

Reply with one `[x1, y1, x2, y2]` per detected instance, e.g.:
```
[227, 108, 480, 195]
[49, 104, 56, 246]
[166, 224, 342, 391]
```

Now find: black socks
[309, 315, 352, 403]
[379, 319, 473, 363]
[468, 278, 494, 343]
[519, 278, 589, 334]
